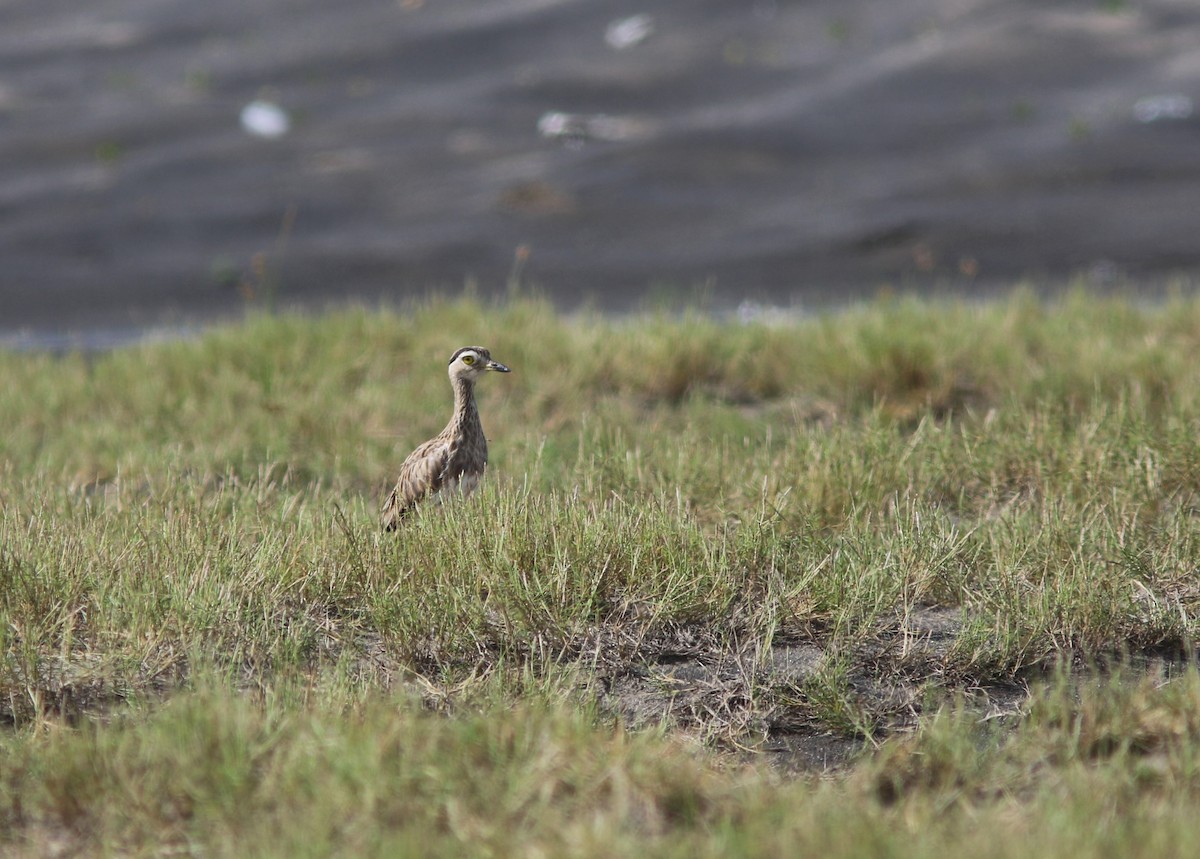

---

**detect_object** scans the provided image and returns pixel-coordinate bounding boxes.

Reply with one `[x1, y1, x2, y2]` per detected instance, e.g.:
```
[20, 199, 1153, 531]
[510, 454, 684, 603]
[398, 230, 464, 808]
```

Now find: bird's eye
[461, 354, 476, 365]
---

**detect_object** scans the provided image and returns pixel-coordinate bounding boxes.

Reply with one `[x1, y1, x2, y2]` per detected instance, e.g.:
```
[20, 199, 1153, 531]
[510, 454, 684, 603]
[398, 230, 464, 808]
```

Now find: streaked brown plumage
[381, 346, 511, 531]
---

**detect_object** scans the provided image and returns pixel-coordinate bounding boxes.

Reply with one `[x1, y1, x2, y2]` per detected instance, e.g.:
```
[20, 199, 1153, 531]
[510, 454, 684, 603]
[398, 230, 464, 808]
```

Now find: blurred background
[2, 0, 1198, 340]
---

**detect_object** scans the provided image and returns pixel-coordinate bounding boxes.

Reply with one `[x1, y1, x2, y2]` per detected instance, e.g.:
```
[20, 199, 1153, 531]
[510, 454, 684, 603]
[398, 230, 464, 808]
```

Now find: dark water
[2, 0, 1199, 339]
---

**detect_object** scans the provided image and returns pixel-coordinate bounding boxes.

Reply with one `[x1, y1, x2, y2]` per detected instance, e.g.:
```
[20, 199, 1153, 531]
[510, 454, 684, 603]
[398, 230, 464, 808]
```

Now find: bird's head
[448, 346, 510, 383]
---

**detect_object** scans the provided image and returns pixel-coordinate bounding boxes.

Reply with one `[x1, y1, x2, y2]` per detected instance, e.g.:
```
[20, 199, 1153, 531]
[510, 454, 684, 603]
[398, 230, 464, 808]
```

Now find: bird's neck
[450, 377, 480, 431]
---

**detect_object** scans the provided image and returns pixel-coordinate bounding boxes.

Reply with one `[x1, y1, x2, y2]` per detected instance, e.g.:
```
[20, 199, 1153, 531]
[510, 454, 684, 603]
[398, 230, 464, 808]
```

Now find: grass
[3, 287, 1200, 855]
[8, 670, 1200, 858]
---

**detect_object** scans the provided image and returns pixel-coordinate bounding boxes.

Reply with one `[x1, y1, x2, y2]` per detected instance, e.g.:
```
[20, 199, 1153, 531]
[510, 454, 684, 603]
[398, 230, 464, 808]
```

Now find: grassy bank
[3, 289, 1200, 854]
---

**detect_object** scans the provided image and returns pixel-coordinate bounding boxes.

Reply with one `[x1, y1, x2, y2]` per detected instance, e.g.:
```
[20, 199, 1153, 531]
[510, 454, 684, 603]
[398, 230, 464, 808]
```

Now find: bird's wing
[381, 436, 458, 530]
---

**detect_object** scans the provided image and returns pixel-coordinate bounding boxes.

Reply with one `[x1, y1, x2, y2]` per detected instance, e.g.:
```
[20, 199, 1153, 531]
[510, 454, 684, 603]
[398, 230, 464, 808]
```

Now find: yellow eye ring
[461, 354, 476, 365]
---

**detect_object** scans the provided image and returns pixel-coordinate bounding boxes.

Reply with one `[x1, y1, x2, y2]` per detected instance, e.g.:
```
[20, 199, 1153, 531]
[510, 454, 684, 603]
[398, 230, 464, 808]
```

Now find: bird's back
[381, 422, 488, 530]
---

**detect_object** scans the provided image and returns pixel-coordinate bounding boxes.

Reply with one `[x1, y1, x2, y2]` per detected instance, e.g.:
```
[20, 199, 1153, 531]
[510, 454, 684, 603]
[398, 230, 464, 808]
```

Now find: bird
[381, 346, 511, 531]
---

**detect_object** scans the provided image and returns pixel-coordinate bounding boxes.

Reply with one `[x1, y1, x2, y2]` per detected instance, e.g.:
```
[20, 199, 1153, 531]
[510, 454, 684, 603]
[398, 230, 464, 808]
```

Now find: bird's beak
[487, 360, 511, 373]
